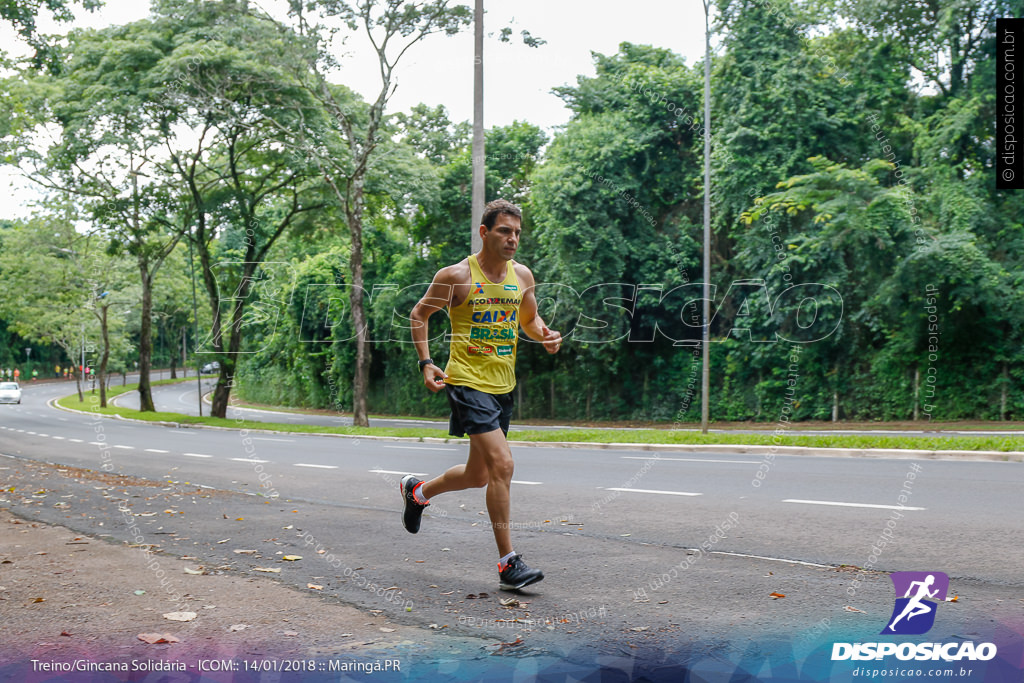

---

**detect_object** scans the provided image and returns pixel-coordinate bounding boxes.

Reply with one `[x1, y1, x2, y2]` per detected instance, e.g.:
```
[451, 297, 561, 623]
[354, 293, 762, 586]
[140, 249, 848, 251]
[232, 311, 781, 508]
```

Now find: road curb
[47, 395, 1024, 461]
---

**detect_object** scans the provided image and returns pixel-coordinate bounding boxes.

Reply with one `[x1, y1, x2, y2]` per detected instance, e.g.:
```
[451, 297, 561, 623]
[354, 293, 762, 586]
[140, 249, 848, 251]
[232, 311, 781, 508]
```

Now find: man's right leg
[420, 440, 490, 499]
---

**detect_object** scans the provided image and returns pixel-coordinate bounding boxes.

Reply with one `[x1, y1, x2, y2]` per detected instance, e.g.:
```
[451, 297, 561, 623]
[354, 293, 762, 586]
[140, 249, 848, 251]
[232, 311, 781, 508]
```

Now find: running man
[404, 199, 561, 591]
[888, 574, 939, 631]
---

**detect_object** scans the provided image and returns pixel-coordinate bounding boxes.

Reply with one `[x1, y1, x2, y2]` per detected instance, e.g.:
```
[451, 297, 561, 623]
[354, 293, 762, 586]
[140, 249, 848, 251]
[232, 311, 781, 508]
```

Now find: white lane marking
[251, 437, 295, 443]
[710, 551, 833, 568]
[621, 456, 760, 464]
[145, 449, 170, 454]
[512, 480, 543, 485]
[294, 463, 338, 469]
[232, 457, 269, 463]
[602, 487, 702, 497]
[183, 453, 214, 459]
[382, 445, 459, 451]
[783, 499, 926, 511]
[52, 436, 65, 440]
[369, 469, 428, 477]
[68, 439, 83, 443]
[26, 431, 36, 435]
[113, 445, 134, 450]
[58, 418, 68, 422]
[37, 433, 49, 437]
[88, 441, 103, 446]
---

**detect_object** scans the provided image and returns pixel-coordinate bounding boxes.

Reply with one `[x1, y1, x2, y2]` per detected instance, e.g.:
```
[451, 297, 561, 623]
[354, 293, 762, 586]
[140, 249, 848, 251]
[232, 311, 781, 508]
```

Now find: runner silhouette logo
[882, 572, 949, 635]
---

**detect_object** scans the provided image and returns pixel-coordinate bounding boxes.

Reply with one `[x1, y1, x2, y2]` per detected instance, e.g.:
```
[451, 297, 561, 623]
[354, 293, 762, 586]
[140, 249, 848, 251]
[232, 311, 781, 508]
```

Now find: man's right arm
[410, 269, 453, 393]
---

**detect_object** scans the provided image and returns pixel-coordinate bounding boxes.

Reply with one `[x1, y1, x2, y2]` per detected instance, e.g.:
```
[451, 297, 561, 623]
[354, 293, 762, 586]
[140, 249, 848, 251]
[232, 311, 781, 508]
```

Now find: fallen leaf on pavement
[282, 555, 302, 561]
[234, 549, 257, 555]
[138, 633, 180, 644]
[494, 637, 524, 652]
[769, 592, 786, 599]
[162, 612, 197, 622]
[183, 567, 204, 575]
[379, 627, 395, 633]
[844, 605, 866, 613]
[228, 624, 248, 632]
[307, 584, 323, 590]
[629, 627, 648, 632]
[253, 567, 280, 573]
[500, 598, 521, 608]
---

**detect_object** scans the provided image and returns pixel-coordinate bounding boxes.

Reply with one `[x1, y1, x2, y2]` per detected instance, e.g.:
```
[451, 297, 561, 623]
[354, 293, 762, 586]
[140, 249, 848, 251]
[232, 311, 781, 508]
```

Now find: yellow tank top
[445, 254, 522, 394]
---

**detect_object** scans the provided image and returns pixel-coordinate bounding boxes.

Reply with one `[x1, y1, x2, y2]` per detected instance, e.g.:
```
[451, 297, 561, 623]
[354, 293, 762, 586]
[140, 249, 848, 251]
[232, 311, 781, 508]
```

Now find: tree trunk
[211, 363, 232, 418]
[348, 181, 370, 427]
[550, 376, 555, 419]
[912, 367, 920, 421]
[516, 380, 522, 421]
[98, 305, 110, 408]
[137, 264, 156, 411]
[1001, 363, 1008, 421]
[169, 326, 177, 380]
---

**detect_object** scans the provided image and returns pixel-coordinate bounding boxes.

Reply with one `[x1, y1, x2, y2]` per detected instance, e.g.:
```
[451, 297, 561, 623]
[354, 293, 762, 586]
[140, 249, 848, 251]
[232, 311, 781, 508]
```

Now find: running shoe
[399, 475, 428, 534]
[498, 554, 544, 590]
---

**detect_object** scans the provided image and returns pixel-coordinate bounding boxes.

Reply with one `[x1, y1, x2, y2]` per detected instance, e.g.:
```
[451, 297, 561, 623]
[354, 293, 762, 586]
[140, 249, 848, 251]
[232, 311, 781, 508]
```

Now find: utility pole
[701, 0, 712, 434]
[471, 0, 485, 253]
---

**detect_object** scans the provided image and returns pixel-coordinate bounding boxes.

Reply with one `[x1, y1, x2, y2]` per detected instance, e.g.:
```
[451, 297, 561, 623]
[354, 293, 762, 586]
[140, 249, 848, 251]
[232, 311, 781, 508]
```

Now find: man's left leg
[467, 429, 543, 590]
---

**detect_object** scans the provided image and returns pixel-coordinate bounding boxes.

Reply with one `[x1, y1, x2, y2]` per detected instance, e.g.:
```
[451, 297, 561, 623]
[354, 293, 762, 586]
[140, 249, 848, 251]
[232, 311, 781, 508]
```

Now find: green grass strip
[56, 381, 1024, 453]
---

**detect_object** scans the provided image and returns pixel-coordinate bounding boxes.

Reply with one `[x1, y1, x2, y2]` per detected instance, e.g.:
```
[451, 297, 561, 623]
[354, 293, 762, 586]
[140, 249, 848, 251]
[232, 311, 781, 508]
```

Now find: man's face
[482, 213, 522, 261]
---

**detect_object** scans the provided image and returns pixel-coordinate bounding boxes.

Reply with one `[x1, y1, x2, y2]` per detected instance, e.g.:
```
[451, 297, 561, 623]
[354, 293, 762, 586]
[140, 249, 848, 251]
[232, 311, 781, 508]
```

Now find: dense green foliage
[2, 0, 1019, 423]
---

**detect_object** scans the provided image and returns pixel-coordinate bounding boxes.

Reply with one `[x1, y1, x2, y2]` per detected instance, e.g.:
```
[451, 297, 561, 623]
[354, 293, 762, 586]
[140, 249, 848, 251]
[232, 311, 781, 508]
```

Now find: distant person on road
[404, 199, 562, 591]
[13, 368, 19, 382]
[31, 369, 38, 381]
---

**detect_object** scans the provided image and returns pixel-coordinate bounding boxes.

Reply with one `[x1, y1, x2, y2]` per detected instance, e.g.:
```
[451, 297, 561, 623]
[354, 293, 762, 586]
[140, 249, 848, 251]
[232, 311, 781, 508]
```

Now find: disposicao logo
[831, 570, 997, 663]
[882, 571, 948, 635]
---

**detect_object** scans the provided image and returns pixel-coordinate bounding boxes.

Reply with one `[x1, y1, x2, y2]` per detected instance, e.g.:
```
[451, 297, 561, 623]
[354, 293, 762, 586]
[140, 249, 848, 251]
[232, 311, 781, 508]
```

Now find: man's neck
[474, 250, 508, 281]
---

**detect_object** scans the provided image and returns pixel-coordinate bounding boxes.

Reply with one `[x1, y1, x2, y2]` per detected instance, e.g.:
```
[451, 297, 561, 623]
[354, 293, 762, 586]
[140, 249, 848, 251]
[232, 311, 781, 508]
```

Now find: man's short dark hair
[480, 199, 522, 230]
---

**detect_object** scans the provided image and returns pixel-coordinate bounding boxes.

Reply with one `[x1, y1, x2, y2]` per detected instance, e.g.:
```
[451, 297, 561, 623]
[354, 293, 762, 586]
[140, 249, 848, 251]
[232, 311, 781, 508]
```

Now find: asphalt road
[2, 380, 1022, 675]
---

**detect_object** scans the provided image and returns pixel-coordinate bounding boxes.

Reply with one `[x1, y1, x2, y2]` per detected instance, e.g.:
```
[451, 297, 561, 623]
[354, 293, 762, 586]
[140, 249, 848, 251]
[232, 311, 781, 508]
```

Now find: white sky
[0, 0, 713, 218]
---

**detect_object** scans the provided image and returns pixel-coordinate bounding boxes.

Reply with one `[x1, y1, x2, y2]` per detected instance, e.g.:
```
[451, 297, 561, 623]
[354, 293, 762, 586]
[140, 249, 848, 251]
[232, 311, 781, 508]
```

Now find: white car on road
[0, 382, 22, 404]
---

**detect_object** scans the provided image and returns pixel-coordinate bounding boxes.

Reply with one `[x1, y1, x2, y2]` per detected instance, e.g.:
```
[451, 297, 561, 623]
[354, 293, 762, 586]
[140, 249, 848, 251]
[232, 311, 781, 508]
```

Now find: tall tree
[153, 0, 326, 417]
[5, 20, 189, 411]
[282, 0, 473, 426]
[0, 211, 131, 404]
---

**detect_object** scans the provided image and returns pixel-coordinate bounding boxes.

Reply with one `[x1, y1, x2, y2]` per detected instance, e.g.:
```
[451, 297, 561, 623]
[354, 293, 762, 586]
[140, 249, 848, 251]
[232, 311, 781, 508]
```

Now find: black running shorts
[446, 384, 514, 438]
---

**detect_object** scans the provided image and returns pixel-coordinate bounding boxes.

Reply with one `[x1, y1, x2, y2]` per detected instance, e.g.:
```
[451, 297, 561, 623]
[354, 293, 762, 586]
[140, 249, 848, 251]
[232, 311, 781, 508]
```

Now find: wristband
[418, 358, 434, 370]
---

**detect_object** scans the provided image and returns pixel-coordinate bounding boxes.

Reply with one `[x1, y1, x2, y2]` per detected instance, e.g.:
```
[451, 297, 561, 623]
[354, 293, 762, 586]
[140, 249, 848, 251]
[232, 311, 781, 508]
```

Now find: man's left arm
[517, 265, 562, 354]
